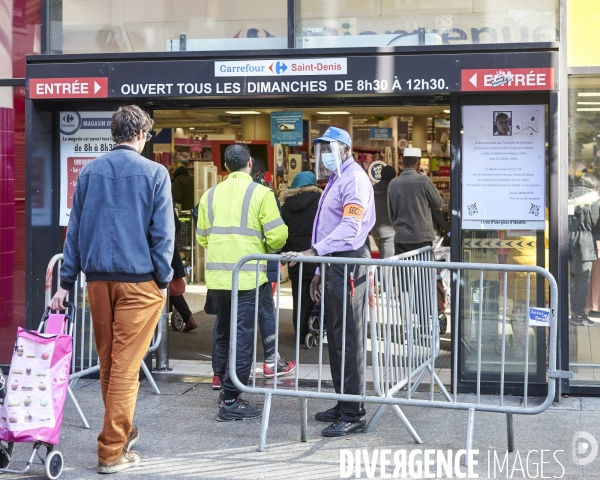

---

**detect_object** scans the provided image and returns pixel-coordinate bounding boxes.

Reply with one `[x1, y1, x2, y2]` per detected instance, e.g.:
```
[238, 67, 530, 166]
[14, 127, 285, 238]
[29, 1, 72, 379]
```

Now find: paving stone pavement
[2, 379, 599, 479]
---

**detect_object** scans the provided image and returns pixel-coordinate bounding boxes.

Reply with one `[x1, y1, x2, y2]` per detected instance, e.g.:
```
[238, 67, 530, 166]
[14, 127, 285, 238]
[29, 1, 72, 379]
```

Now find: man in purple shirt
[284, 126, 375, 437]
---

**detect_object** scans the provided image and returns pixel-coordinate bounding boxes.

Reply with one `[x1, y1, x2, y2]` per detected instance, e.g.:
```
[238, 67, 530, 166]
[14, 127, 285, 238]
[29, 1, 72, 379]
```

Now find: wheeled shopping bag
[0, 304, 74, 479]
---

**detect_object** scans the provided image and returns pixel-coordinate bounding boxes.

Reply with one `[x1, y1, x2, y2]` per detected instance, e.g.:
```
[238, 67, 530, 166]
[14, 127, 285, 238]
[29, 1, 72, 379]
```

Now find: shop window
[568, 75, 600, 386]
[299, 0, 558, 49]
[54, 0, 287, 54]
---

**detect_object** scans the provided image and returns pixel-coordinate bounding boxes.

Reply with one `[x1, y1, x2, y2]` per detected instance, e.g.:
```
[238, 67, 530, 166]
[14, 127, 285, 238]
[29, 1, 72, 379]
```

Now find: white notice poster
[461, 105, 545, 230]
[59, 112, 115, 226]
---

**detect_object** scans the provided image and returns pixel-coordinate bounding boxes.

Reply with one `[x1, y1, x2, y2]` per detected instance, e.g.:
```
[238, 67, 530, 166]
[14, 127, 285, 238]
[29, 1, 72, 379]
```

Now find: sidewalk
[3, 378, 598, 479]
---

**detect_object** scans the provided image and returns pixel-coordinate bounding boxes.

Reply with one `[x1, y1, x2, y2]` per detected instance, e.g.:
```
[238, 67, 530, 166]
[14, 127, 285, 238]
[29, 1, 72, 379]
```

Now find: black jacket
[280, 186, 322, 252]
[171, 212, 186, 279]
[372, 180, 395, 238]
[280, 185, 321, 280]
[172, 166, 195, 211]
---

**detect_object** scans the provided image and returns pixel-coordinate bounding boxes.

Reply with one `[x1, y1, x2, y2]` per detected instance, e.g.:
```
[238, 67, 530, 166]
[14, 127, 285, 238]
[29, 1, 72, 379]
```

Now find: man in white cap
[387, 148, 444, 254]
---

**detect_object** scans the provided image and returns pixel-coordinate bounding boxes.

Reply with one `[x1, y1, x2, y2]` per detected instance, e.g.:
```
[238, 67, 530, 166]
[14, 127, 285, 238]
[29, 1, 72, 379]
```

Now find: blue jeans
[212, 283, 277, 399]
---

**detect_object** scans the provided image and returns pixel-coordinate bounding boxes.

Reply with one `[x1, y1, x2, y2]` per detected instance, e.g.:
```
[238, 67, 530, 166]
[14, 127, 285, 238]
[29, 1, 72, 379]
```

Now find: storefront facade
[3, 0, 597, 396]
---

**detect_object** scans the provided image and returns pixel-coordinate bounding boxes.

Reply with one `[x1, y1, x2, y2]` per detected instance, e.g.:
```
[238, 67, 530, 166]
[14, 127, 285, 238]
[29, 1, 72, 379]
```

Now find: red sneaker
[212, 375, 221, 390]
[263, 360, 297, 378]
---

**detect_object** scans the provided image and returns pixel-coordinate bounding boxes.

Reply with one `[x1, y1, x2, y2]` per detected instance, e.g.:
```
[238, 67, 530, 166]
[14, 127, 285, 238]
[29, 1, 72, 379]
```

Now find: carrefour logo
[59, 111, 82, 135]
[215, 58, 346, 77]
[270, 61, 287, 74]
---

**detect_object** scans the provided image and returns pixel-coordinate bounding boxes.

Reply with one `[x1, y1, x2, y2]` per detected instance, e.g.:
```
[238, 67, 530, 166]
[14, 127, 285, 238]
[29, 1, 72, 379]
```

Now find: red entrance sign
[29, 77, 109, 99]
[461, 68, 554, 92]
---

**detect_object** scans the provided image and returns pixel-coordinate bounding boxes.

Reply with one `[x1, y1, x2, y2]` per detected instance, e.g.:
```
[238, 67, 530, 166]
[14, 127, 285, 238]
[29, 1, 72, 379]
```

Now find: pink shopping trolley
[0, 303, 75, 479]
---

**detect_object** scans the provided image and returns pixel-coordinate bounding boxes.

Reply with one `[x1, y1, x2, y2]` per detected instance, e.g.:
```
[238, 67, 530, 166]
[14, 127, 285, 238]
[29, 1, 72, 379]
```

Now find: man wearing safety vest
[196, 143, 294, 421]
[284, 126, 375, 437]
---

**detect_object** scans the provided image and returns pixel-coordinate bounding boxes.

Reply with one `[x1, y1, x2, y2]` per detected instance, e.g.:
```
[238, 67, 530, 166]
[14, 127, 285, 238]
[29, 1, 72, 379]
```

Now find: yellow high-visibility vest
[196, 171, 288, 290]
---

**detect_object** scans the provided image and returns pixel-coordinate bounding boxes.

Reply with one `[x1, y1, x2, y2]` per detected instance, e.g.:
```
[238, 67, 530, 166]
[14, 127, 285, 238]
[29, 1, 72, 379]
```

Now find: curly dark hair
[111, 105, 154, 144]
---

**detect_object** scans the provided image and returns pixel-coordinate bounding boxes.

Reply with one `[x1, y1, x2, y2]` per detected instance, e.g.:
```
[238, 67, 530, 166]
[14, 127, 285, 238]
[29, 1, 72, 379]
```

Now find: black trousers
[288, 263, 316, 343]
[570, 250, 593, 316]
[324, 244, 370, 422]
[169, 295, 192, 319]
[212, 284, 277, 400]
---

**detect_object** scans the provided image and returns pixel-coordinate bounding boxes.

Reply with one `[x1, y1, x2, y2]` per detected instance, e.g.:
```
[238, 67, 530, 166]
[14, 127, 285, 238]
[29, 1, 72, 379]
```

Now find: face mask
[315, 141, 345, 179]
[322, 152, 339, 171]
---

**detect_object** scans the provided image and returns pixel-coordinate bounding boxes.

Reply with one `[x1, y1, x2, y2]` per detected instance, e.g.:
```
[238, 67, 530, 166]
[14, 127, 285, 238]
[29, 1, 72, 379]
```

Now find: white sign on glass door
[461, 105, 546, 230]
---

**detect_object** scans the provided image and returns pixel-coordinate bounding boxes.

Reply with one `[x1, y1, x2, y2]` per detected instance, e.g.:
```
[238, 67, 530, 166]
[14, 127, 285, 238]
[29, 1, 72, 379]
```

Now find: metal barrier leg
[258, 393, 272, 452]
[364, 404, 387, 433]
[391, 405, 423, 444]
[506, 414, 515, 452]
[140, 359, 161, 395]
[465, 408, 476, 467]
[430, 366, 453, 403]
[409, 369, 429, 396]
[300, 398, 307, 442]
[67, 386, 90, 429]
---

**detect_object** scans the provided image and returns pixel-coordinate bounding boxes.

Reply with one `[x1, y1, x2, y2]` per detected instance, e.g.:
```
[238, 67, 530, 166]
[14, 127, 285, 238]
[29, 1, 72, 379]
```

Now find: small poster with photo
[493, 111, 512, 136]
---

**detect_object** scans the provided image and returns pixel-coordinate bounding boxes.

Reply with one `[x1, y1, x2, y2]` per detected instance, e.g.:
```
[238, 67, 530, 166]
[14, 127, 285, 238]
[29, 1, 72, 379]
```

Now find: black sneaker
[581, 316, 597, 326]
[570, 315, 586, 327]
[315, 407, 340, 423]
[217, 398, 262, 422]
[321, 418, 366, 437]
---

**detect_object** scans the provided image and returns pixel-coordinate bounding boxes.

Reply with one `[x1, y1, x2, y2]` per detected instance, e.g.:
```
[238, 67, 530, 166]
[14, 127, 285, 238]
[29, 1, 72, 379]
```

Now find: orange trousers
[87, 280, 165, 463]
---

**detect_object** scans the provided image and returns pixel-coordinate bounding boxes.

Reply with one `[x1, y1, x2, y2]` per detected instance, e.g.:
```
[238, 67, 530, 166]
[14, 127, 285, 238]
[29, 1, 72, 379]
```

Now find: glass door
[456, 97, 550, 393]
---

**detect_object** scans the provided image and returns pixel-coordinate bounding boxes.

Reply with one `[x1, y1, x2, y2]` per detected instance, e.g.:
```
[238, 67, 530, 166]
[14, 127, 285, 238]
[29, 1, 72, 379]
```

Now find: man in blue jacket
[49, 105, 174, 474]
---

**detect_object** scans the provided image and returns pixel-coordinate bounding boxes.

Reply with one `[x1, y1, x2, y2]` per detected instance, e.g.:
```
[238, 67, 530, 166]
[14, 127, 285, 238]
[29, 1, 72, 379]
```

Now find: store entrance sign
[461, 68, 554, 92]
[26, 51, 556, 99]
[29, 77, 108, 98]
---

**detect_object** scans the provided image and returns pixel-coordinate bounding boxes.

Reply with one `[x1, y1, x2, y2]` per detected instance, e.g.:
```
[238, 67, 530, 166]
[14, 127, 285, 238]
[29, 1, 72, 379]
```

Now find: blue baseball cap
[312, 126, 352, 147]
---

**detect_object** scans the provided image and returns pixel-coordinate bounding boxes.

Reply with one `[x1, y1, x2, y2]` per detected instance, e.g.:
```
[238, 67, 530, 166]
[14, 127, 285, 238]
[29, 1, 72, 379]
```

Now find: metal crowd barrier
[229, 249, 570, 462]
[44, 254, 167, 428]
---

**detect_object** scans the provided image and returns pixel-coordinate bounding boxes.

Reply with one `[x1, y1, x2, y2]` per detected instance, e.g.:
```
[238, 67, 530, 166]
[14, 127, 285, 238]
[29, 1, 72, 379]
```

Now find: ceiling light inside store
[188, 127, 195, 130]
[443, 109, 450, 113]
[578, 93, 600, 97]
[577, 108, 600, 111]
[225, 111, 261, 114]
[577, 102, 600, 105]
[317, 111, 350, 115]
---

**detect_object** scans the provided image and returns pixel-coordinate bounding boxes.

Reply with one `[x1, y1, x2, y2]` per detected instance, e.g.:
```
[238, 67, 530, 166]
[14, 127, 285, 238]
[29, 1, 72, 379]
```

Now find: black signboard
[27, 51, 557, 100]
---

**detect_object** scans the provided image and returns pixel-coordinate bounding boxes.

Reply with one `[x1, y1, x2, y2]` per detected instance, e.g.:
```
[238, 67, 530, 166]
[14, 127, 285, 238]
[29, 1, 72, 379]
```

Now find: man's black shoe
[315, 407, 340, 423]
[217, 398, 262, 422]
[321, 419, 366, 437]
